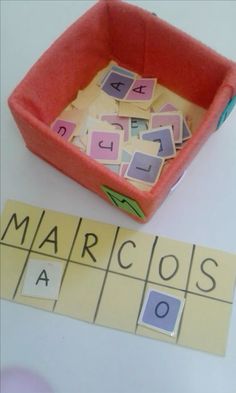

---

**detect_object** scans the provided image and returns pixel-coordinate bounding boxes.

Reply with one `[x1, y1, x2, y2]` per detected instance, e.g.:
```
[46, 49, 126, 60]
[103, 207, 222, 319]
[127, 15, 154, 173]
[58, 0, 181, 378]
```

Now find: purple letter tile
[101, 71, 134, 99]
[126, 78, 156, 101]
[101, 114, 130, 142]
[87, 130, 122, 164]
[139, 289, 184, 336]
[151, 113, 183, 143]
[141, 126, 176, 159]
[51, 119, 76, 140]
[125, 152, 164, 184]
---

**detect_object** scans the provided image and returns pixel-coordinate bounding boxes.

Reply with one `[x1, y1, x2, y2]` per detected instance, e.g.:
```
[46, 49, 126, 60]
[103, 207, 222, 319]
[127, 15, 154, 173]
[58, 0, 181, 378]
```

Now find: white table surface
[1, 1, 236, 392]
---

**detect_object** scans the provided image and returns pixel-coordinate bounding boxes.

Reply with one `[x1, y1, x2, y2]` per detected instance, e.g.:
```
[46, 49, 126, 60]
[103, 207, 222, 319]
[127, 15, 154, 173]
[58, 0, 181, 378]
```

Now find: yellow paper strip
[1, 200, 235, 355]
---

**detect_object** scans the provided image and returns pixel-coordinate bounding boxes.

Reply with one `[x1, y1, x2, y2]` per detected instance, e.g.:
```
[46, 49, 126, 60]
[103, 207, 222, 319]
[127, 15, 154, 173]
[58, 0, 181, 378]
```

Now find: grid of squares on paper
[0, 200, 235, 355]
[50, 62, 200, 192]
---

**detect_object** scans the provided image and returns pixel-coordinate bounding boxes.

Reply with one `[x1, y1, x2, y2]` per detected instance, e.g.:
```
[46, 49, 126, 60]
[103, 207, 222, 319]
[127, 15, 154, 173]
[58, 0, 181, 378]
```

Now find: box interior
[13, 0, 232, 127]
[9, 0, 235, 221]
[107, 1, 231, 110]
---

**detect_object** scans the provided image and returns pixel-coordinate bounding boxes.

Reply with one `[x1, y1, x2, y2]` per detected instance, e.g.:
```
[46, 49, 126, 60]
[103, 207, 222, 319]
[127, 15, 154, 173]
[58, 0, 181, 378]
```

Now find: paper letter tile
[87, 130, 123, 164]
[151, 112, 183, 143]
[125, 152, 164, 184]
[100, 65, 137, 86]
[51, 119, 76, 140]
[101, 114, 130, 142]
[183, 118, 192, 140]
[130, 118, 148, 137]
[22, 259, 64, 300]
[125, 78, 156, 101]
[118, 102, 151, 120]
[139, 289, 185, 336]
[159, 104, 191, 141]
[159, 103, 178, 113]
[101, 71, 134, 99]
[140, 126, 176, 159]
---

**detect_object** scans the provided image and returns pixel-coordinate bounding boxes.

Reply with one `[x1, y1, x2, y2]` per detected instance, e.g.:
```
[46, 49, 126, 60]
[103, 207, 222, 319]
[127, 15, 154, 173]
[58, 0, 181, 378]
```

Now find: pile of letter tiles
[51, 63, 192, 192]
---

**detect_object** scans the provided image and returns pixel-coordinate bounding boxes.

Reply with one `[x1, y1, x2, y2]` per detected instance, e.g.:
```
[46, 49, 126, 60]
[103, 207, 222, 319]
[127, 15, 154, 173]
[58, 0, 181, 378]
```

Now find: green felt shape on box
[101, 185, 145, 219]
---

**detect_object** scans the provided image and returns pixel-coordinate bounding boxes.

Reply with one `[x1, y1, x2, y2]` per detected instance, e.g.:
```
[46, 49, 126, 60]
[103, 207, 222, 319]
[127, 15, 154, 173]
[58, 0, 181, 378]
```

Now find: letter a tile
[101, 71, 134, 99]
[22, 259, 64, 300]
